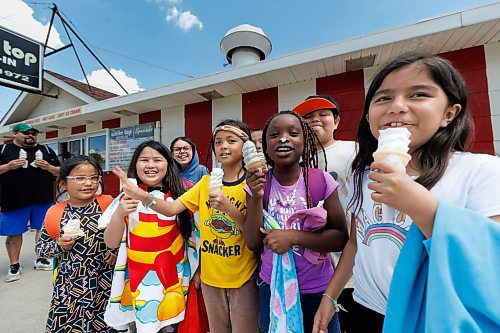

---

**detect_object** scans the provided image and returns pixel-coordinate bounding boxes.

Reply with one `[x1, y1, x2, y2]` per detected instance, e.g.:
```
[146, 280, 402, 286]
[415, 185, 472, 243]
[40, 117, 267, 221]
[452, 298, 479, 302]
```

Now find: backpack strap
[305, 168, 327, 207]
[263, 169, 273, 211]
[96, 194, 113, 211]
[44, 195, 114, 240]
[45, 201, 69, 240]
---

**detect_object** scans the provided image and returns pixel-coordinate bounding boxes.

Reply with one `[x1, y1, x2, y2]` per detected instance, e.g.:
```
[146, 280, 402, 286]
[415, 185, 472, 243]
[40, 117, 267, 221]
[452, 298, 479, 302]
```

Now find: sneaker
[34, 258, 53, 271]
[4, 265, 21, 283]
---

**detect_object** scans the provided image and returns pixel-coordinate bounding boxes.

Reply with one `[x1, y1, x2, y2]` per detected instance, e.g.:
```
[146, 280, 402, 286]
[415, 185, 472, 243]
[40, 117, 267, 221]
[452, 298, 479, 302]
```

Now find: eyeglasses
[66, 175, 101, 184]
[172, 146, 191, 153]
[21, 131, 38, 136]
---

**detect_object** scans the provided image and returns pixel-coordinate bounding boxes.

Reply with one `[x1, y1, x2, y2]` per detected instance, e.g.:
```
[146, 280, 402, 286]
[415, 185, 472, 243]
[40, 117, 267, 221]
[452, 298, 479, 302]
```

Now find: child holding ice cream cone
[244, 110, 348, 333]
[112, 120, 259, 333]
[313, 53, 500, 333]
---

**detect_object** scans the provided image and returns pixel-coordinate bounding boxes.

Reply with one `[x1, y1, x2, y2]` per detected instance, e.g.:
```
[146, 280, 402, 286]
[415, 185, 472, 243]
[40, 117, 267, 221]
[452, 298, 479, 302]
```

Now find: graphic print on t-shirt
[201, 194, 246, 257]
[356, 201, 411, 250]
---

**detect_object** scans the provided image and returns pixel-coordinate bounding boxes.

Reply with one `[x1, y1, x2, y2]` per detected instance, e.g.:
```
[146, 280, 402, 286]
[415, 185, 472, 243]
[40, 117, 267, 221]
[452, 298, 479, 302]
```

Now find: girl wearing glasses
[170, 136, 208, 189]
[35, 156, 117, 332]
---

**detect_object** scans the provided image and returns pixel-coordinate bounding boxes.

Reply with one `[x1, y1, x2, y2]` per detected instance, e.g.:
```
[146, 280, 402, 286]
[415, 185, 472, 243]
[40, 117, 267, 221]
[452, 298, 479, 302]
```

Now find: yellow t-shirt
[179, 174, 257, 288]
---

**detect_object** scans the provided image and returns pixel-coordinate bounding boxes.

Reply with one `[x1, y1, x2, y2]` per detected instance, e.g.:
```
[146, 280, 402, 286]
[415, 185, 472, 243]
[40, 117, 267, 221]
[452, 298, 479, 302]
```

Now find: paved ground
[0, 231, 52, 333]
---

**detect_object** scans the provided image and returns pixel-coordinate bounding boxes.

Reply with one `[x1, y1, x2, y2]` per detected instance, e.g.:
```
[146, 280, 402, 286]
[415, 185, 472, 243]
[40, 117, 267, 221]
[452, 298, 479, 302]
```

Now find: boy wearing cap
[293, 95, 357, 332]
[0, 123, 60, 282]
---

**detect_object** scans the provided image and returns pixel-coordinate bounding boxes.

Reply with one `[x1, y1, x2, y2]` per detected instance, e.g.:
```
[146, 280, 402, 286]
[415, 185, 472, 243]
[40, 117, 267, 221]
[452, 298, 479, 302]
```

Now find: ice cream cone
[245, 160, 265, 173]
[208, 185, 223, 193]
[373, 151, 411, 222]
[373, 150, 411, 168]
[208, 167, 224, 193]
[372, 127, 412, 222]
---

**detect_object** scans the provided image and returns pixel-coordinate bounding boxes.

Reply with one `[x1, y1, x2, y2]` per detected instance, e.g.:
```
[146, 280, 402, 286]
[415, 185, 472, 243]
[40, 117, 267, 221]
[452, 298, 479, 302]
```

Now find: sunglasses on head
[21, 131, 38, 136]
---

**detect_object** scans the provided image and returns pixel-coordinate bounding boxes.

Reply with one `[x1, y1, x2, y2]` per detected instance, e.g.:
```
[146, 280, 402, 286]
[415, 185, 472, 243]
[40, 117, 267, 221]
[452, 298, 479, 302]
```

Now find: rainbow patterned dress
[98, 190, 200, 333]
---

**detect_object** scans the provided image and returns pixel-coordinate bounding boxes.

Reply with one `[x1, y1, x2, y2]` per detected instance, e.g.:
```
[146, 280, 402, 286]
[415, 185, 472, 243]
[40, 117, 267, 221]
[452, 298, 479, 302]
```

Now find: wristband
[144, 195, 156, 208]
[322, 293, 345, 313]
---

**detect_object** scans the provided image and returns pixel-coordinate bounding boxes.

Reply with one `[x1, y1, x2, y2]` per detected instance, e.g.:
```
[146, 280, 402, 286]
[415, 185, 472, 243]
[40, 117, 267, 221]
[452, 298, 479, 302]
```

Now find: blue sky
[0, 0, 494, 119]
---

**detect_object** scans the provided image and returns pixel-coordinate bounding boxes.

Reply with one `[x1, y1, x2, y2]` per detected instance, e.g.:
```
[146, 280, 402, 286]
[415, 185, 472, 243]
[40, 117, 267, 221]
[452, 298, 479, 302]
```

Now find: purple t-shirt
[260, 170, 338, 294]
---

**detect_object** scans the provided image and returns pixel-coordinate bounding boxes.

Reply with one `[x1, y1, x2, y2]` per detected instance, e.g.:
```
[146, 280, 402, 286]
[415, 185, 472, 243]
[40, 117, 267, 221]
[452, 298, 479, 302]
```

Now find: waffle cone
[245, 160, 264, 172]
[373, 150, 411, 166]
[208, 185, 223, 193]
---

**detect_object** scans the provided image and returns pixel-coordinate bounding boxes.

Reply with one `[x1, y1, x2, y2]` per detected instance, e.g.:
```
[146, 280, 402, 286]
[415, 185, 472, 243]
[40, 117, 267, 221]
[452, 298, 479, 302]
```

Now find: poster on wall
[0, 26, 44, 92]
[108, 122, 155, 170]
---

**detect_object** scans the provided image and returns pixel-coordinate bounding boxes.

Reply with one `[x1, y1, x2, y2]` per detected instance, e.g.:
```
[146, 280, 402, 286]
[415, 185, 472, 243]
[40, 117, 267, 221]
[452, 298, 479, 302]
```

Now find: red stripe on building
[185, 101, 212, 166]
[316, 69, 365, 141]
[45, 130, 58, 139]
[71, 125, 86, 135]
[3, 139, 13, 144]
[440, 47, 494, 154]
[102, 117, 121, 129]
[242, 87, 279, 130]
[139, 110, 161, 124]
[102, 172, 120, 197]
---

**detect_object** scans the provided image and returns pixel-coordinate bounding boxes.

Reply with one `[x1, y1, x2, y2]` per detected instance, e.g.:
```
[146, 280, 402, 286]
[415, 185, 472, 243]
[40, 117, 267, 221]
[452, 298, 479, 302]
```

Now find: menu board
[108, 122, 155, 170]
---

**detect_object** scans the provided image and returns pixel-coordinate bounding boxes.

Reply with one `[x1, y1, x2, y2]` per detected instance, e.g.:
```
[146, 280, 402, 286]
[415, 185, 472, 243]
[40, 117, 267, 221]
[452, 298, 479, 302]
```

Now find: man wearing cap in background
[293, 95, 357, 333]
[0, 123, 60, 282]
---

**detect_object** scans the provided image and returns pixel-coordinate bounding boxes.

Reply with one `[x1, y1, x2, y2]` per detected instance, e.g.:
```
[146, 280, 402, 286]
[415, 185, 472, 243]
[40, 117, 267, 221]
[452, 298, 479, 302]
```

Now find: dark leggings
[338, 288, 354, 332]
[351, 301, 385, 333]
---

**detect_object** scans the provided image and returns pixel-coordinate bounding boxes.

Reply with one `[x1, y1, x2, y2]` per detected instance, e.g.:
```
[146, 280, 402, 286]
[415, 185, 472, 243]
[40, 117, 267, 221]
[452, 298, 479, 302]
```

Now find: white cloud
[165, 6, 203, 32]
[1, 0, 64, 49]
[82, 68, 143, 96]
[166, 6, 180, 21]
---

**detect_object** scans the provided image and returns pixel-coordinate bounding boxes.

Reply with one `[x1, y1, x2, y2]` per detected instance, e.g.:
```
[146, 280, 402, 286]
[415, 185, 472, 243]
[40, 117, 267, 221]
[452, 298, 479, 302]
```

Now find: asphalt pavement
[0, 230, 52, 333]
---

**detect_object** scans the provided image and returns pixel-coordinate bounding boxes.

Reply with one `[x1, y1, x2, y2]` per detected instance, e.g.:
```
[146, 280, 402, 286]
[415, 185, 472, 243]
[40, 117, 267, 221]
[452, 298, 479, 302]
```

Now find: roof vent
[345, 55, 376, 72]
[220, 24, 272, 68]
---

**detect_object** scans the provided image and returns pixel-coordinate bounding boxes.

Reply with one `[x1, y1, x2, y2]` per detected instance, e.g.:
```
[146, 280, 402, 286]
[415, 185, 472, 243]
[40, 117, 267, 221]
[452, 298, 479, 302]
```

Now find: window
[69, 138, 84, 156]
[88, 135, 106, 169]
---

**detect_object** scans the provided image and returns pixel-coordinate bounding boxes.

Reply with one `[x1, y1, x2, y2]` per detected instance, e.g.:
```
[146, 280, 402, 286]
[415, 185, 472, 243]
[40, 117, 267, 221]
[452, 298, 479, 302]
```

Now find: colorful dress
[35, 199, 116, 333]
[98, 190, 200, 333]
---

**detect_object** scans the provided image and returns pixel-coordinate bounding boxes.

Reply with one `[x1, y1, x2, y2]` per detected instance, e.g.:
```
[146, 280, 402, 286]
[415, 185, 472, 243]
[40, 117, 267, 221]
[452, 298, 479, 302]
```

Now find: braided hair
[262, 110, 325, 208]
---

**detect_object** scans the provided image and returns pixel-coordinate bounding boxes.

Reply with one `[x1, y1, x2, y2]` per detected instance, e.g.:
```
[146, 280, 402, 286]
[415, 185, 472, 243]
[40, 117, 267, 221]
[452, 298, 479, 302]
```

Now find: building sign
[108, 123, 155, 170]
[24, 107, 81, 125]
[0, 26, 44, 92]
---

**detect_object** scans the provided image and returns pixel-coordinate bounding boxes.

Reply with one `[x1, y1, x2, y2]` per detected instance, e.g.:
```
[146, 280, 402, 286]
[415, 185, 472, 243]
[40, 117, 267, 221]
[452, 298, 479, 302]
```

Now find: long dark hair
[128, 140, 191, 239]
[262, 110, 325, 208]
[350, 53, 472, 213]
[206, 119, 251, 168]
[56, 155, 104, 201]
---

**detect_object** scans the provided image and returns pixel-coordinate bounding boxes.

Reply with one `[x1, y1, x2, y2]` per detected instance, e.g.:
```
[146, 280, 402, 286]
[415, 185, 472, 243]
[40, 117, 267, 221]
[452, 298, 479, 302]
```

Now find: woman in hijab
[170, 136, 209, 189]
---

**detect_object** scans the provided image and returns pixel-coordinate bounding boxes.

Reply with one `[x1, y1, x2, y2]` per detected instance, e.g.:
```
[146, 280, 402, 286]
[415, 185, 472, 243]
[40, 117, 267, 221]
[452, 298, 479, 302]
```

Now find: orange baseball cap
[292, 96, 338, 117]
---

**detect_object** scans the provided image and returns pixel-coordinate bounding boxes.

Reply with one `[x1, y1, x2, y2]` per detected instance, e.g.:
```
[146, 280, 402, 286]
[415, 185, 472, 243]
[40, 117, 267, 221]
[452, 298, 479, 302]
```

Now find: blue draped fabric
[384, 201, 500, 332]
[263, 210, 304, 333]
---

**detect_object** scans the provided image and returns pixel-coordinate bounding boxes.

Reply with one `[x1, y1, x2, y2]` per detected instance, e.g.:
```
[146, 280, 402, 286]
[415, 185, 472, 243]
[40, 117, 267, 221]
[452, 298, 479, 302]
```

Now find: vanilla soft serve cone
[373, 127, 411, 222]
[208, 168, 224, 193]
[243, 141, 266, 172]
